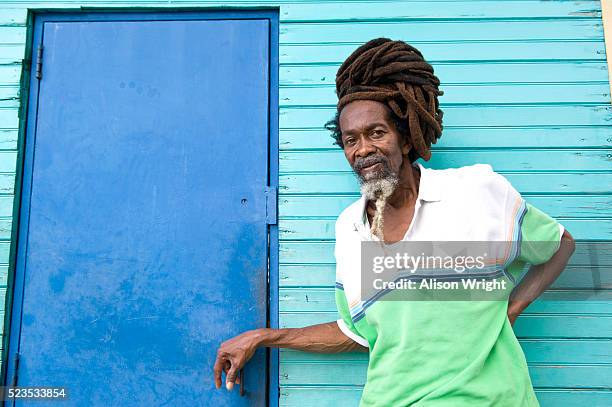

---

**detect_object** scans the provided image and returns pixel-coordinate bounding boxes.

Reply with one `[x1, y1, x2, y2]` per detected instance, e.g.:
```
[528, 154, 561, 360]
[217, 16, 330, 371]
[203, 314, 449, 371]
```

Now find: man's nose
[355, 137, 376, 157]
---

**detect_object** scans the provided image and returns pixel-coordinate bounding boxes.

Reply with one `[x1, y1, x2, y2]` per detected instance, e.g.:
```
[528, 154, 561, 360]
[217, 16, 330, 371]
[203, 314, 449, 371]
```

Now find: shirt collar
[414, 161, 444, 203]
[356, 161, 444, 227]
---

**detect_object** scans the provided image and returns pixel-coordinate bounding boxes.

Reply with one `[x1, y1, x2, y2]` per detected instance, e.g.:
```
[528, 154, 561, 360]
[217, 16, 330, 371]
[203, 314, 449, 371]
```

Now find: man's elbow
[561, 229, 576, 255]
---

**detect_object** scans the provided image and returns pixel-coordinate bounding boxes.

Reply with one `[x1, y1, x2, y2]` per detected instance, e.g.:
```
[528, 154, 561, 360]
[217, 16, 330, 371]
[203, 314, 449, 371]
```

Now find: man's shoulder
[427, 162, 494, 179]
[431, 163, 515, 214]
[420, 162, 514, 211]
[428, 163, 502, 192]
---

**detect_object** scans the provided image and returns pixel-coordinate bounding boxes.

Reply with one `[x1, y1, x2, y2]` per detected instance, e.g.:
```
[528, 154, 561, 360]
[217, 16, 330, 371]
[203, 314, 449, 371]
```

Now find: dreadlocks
[325, 38, 444, 162]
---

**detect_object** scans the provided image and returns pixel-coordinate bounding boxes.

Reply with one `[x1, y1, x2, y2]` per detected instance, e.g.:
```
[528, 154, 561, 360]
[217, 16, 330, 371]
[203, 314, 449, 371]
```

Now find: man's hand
[507, 229, 575, 327]
[507, 300, 529, 326]
[214, 329, 263, 391]
[213, 322, 368, 392]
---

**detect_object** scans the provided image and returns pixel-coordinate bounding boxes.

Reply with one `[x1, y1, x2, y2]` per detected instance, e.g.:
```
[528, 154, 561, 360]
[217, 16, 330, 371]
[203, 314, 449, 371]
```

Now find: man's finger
[226, 361, 241, 391]
[213, 354, 226, 390]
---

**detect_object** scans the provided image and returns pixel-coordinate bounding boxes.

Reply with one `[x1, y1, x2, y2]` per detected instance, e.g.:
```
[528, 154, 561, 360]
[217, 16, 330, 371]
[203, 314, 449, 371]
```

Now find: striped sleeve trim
[336, 319, 369, 348]
[558, 223, 565, 242]
[548, 222, 565, 258]
[499, 197, 528, 285]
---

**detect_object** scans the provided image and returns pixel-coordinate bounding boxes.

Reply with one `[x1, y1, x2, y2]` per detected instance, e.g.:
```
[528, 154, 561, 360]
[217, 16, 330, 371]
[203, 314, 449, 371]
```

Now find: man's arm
[213, 321, 368, 391]
[507, 229, 576, 325]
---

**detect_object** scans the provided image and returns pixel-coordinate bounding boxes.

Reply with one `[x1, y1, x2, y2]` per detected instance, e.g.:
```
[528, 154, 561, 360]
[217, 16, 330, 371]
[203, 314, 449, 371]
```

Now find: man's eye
[344, 138, 356, 145]
[372, 130, 385, 137]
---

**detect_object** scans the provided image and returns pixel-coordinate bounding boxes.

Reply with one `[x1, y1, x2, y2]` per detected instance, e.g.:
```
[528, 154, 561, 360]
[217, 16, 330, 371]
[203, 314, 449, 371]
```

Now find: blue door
[5, 11, 277, 406]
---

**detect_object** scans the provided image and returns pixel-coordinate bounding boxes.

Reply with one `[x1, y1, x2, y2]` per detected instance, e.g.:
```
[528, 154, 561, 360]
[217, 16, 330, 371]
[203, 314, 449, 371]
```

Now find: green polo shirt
[334, 163, 564, 406]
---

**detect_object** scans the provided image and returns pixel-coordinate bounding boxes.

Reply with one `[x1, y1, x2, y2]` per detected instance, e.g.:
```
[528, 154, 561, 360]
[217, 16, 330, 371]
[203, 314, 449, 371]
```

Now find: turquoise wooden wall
[1, 1, 611, 405]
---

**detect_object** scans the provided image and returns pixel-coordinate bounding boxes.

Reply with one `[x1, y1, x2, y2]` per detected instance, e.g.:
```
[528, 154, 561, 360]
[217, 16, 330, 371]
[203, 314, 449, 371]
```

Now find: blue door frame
[2, 9, 279, 406]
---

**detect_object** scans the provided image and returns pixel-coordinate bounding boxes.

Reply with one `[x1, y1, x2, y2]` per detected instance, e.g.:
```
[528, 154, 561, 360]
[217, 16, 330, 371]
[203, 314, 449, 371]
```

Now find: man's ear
[401, 139, 412, 156]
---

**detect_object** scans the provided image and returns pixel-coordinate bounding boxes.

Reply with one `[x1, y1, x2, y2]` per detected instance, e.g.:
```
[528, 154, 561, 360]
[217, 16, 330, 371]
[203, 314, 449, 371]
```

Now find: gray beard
[352, 153, 401, 242]
[360, 176, 399, 242]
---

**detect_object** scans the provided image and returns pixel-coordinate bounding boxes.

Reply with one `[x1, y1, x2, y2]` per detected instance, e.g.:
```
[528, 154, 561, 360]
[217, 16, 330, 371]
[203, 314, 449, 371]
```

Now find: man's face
[339, 100, 410, 184]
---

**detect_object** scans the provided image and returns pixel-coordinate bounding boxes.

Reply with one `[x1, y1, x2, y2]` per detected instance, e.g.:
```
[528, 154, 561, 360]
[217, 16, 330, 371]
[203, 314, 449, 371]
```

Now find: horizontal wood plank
[280, 19, 603, 43]
[279, 361, 612, 387]
[279, 312, 612, 337]
[279, 195, 611, 217]
[279, 1, 601, 22]
[280, 172, 612, 194]
[280, 83, 610, 106]
[280, 127, 612, 150]
[279, 218, 611, 240]
[280, 41, 606, 64]
[280, 338, 612, 364]
[279, 387, 612, 406]
[280, 150, 612, 172]
[279, 264, 611, 289]
[281, 61, 609, 85]
[279, 242, 612, 264]
[280, 105, 612, 129]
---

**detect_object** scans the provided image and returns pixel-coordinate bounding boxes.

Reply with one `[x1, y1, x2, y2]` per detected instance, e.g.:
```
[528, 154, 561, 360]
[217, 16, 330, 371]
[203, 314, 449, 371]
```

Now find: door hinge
[35, 46, 43, 80]
[265, 186, 278, 225]
[11, 352, 20, 386]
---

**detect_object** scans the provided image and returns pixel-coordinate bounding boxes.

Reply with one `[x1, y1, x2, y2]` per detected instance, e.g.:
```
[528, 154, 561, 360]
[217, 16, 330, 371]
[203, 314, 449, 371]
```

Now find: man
[214, 38, 576, 406]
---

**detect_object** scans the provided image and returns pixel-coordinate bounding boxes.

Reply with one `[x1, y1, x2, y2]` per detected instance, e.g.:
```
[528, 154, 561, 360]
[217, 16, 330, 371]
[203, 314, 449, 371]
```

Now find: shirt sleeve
[486, 165, 565, 266]
[333, 221, 369, 348]
[518, 202, 565, 265]
[335, 285, 369, 348]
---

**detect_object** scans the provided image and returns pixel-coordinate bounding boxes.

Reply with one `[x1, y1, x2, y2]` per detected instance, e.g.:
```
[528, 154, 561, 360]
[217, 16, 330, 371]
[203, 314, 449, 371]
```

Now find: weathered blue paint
[0, 1, 610, 406]
[4, 10, 278, 406]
